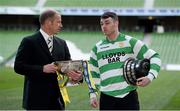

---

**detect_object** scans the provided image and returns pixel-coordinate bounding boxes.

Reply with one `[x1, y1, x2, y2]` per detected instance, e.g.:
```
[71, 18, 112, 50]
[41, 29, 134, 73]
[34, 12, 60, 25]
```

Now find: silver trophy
[54, 60, 98, 94]
[54, 60, 84, 74]
[123, 58, 150, 86]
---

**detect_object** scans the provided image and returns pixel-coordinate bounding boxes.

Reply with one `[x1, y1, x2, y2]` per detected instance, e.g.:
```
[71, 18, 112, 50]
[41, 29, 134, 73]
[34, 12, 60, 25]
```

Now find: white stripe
[115, 92, 129, 98]
[98, 53, 134, 67]
[133, 40, 144, 57]
[98, 58, 109, 67]
[96, 40, 103, 46]
[100, 81, 128, 92]
[97, 41, 131, 53]
[47, 38, 53, 52]
[97, 43, 116, 53]
[149, 69, 158, 78]
[144, 49, 156, 59]
[89, 64, 99, 73]
[90, 50, 97, 60]
[125, 35, 132, 42]
[121, 54, 135, 61]
[93, 78, 100, 85]
[151, 57, 161, 66]
[101, 69, 123, 81]
[147, 73, 154, 81]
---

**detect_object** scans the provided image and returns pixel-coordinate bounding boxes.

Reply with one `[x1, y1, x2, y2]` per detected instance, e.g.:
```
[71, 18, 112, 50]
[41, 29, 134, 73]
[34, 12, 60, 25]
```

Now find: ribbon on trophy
[55, 70, 70, 106]
[82, 61, 97, 95]
[54, 60, 96, 106]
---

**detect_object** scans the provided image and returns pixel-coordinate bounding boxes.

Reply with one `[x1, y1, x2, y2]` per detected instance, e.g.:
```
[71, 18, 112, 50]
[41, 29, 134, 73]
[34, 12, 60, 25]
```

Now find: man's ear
[44, 18, 52, 26]
[47, 20, 52, 26]
[115, 20, 119, 27]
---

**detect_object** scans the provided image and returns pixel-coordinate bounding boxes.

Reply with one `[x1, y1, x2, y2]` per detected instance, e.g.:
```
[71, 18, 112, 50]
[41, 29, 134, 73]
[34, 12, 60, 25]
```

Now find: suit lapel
[51, 37, 58, 56]
[37, 32, 52, 58]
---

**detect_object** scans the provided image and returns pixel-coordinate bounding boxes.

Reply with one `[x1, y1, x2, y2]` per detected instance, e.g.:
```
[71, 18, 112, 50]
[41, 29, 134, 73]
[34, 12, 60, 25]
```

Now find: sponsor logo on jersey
[102, 51, 126, 63]
[119, 42, 124, 47]
[100, 45, 110, 49]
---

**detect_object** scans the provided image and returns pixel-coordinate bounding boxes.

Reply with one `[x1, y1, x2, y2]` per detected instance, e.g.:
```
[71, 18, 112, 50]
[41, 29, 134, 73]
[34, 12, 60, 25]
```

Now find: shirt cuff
[90, 93, 97, 99]
[147, 72, 155, 82]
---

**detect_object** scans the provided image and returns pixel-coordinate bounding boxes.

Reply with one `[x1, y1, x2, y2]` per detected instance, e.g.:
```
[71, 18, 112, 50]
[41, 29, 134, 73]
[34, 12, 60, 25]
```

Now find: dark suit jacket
[14, 31, 71, 110]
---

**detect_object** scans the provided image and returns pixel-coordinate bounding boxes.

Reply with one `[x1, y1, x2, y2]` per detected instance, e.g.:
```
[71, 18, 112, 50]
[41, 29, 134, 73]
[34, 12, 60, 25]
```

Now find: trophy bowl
[123, 58, 150, 86]
[54, 60, 84, 74]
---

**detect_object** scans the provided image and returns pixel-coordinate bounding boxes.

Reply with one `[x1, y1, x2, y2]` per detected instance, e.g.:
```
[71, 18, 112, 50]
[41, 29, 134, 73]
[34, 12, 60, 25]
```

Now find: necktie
[47, 37, 53, 53]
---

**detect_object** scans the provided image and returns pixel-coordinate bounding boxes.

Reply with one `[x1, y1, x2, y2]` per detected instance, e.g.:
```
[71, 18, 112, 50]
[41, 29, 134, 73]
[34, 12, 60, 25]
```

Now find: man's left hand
[136, 76, 151, 87]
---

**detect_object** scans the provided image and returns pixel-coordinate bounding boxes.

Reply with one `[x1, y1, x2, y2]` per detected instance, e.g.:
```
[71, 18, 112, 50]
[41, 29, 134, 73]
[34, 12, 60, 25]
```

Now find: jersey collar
[105, 33, 125, 43]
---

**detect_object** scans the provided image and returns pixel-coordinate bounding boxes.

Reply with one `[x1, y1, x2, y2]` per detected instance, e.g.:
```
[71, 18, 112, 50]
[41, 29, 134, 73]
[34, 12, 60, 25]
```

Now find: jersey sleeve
[89, 46, 101, 90]
[129, 37, 161, 79]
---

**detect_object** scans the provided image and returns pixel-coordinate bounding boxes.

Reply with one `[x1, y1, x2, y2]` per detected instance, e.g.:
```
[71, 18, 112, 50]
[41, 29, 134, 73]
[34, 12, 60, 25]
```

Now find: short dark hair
[101, 12, 118, 21]
[39, 9, 58, 25]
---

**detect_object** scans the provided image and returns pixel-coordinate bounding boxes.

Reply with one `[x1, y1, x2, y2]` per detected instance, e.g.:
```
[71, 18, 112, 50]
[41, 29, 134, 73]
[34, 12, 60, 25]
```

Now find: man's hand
[136, 76, 151, 87]
[90, 93, 99, 108]
[90, 97, 99, 108]
[67, 70, 83, 83]
[43, 63, 58, 73]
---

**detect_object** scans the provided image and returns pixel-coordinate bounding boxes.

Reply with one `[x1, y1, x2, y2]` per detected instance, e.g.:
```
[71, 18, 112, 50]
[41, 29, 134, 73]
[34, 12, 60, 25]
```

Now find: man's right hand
[90, 93, 99, 108]
[43, 63, 58, 73]
[90, 97, 99, 108]
[67, 70, 82, 83]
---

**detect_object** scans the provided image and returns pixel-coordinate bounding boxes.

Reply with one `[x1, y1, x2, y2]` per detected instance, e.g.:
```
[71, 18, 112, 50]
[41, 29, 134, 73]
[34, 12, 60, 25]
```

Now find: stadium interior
[0, 0, 179, 110]
[0, 0, 179, 66]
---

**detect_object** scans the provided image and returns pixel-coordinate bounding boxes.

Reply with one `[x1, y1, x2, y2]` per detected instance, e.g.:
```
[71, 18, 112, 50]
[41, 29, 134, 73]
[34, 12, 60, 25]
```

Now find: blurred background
[0, 0, 179, 110]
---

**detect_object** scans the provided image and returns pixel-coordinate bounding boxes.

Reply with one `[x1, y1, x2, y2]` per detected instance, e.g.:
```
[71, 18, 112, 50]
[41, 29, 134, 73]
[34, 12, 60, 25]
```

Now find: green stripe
[89, 57, 98, 67]
[95, 84, 100, 89]
[92, 46, 97, 53]
[151, 63, 161, 72]
[117, 33, 126, 41]
[99, 62, 124, 74]
[152, 53, 160, 58]
[97, 47, 132, 60]
[101, 39, 109, 45]
[129, 37, 137, 49]
[102, 85, 137, 96]
[137, 45, 148, 59]
[104, 33, 126, 43]
[101, 75, 125, 86]
[91, 71, 100, 78]
[112, 34, 126, 42]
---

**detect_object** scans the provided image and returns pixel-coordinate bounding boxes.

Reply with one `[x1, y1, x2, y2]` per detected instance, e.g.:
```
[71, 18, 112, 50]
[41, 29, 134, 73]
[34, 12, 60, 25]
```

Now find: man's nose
[60, 24, 63, 28]
[101, 25, 105, 29]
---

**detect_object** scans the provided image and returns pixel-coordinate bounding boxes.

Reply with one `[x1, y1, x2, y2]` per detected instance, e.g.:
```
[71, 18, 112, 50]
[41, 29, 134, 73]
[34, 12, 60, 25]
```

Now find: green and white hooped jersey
[89, 33, 161, 98]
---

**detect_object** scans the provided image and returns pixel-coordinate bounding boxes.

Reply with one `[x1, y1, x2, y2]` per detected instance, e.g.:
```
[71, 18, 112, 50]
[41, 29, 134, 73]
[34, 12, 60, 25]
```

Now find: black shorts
[100, 90, 139, 110]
